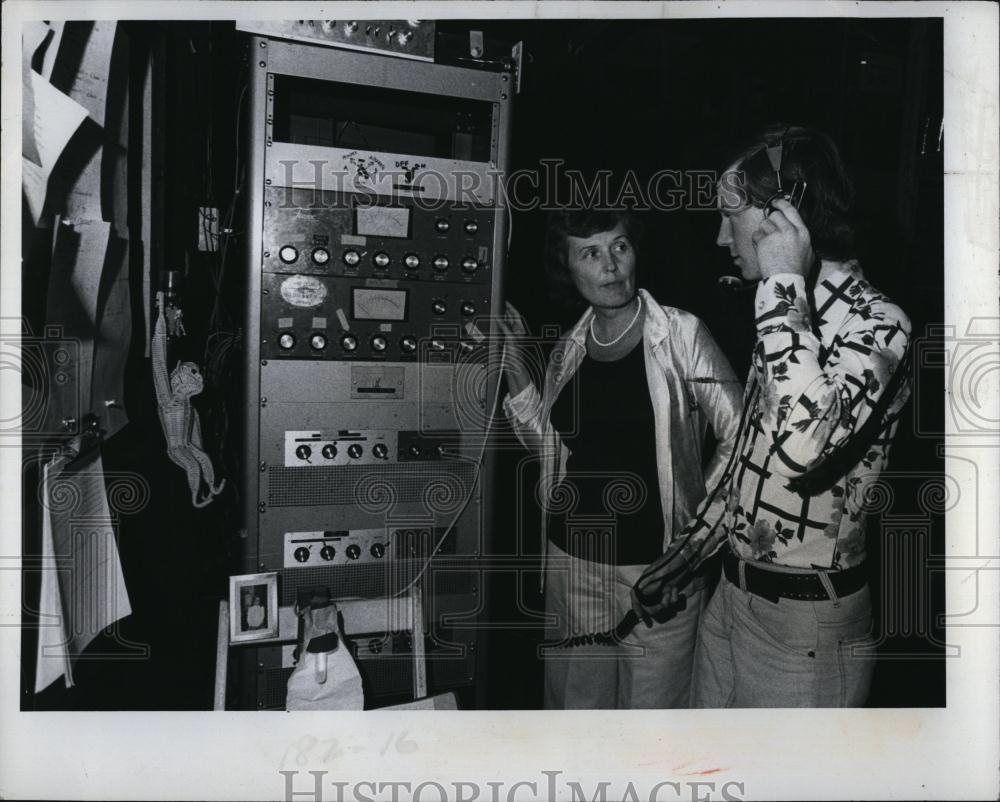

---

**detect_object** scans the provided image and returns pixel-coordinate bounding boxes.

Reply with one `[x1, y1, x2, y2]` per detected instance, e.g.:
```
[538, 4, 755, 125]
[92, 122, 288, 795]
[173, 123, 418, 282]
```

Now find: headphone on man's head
[717, 127, 809, 293]
[759, 127, 808, 217]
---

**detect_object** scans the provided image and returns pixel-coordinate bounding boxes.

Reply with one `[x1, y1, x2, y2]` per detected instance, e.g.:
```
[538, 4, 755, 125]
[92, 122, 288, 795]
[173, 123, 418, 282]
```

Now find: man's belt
[723, 549, 867, 602]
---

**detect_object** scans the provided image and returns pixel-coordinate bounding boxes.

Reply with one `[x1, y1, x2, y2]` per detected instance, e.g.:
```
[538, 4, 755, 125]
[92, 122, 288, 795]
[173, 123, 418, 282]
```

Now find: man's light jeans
[543, 541, 705, 709]
[691, 573, 876, 707]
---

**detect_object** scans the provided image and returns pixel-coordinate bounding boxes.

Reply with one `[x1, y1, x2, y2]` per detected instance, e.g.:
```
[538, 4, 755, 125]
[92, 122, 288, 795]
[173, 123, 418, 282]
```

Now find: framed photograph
[228, 572, 279, 644]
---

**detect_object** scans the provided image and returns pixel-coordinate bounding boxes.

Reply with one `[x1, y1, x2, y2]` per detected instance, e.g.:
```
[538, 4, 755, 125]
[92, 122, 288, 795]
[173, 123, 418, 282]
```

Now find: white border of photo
[0, 2, 996, 801]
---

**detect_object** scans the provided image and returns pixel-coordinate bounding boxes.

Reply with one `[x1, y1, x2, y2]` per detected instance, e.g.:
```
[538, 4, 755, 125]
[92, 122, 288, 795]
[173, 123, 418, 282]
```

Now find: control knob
[372, 443, 389, 460]
[279, 245, 299, 264]
[293, 547, 310, 563]
[346, 544, 361, 560]
[461, 257, 478, 273]
[431, 300, 447, 315]
[342, 250, 361, 267]
[370, 543, 386, 558]
[399, 336, 417, 354]
[370, 335, 388, 353]
[310, 333, 327, 350]
[278, 332, 296, 350]
[432, 255, 449, 272]
[295, 444, 312, 461]
[311, 247, 330, 265]
[321, 443, 338, 460]
[340, 333, 358, 352]
[347, 444, 363, 459]
[320, 545, 336, 561]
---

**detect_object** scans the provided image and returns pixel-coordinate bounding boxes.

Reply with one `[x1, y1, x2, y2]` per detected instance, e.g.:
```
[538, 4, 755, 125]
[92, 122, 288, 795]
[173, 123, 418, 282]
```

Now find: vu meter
[353, 288, 407, 321]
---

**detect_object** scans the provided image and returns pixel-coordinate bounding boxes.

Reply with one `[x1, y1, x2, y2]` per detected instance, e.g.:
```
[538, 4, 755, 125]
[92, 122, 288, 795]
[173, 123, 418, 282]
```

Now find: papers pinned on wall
[36, 450, 134, 693]
[21, 72, 88, 224]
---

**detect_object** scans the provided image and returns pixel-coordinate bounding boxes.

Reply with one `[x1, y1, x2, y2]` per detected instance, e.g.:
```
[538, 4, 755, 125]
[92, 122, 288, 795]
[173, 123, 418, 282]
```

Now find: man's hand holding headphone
[752, 197, 815, 279]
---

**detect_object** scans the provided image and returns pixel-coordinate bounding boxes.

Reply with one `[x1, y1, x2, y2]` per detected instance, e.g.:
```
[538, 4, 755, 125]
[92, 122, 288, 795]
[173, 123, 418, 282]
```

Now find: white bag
[286, 600, 364, 711]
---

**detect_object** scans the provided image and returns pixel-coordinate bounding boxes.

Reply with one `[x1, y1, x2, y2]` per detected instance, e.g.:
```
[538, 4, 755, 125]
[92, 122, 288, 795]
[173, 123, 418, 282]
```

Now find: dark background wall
[24, 17, 944, 710]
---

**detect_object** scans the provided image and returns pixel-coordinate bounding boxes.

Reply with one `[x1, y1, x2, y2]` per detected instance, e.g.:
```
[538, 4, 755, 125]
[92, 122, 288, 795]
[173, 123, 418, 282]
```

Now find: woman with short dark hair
[499, 207, 742, 709]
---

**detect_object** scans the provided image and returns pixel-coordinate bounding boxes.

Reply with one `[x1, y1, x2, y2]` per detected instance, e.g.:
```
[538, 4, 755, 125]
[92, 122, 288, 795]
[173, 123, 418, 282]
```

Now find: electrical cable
[392, 334, 508, 598]
[550, 374, 759, 648]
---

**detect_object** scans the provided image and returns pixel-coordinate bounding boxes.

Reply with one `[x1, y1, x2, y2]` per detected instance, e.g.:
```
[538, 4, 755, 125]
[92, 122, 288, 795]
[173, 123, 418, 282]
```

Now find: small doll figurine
[153, 292, 225, 508]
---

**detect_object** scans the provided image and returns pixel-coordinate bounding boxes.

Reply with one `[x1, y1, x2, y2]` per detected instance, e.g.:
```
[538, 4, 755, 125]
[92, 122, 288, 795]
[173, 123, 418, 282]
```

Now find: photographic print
[1, 2, 997, 801]
[229, 573, 279, 643]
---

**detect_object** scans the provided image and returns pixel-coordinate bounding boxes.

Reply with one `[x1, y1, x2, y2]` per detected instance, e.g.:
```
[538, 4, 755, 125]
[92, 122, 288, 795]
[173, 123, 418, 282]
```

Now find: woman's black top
[546, 340, 665, 566]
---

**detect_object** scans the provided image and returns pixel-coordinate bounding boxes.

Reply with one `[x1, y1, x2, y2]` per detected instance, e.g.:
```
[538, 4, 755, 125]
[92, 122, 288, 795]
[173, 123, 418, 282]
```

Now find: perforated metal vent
[267, 463, 477, 508]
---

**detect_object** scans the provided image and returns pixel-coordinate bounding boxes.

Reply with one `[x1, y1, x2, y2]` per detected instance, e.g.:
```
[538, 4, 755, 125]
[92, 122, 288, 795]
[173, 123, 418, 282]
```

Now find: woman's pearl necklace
[589, 296, 642, 347]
